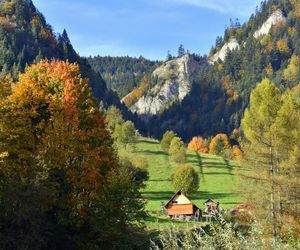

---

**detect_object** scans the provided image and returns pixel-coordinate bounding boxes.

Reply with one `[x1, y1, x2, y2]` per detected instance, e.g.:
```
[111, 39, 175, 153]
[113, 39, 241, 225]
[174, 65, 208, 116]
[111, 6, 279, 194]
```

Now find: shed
[164, 191, 200, 217]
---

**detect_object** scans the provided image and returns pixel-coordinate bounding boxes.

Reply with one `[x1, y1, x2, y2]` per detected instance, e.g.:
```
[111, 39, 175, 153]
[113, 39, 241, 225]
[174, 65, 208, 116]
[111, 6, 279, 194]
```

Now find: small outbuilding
[164, 191, 201, 221]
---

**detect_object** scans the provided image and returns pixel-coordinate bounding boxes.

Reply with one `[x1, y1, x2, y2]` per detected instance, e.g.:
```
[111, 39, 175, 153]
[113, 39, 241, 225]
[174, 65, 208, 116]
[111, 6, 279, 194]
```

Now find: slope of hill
[124, 137, 242, 229]
[87, 56, 156, 98]
[122, 54, 207, 120]
[128, 54, 202, 117]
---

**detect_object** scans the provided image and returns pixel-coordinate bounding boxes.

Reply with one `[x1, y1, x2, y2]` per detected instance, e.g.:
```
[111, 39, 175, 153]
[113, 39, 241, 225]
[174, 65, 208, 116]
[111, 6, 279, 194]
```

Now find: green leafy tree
[169, 136, 186, 164]
[161, 130, 176, 153]
[105, 105, 124, 132]
[241, 78, 282, 240]
[172, 165, 199, 195]
[113, 121, 137, 148]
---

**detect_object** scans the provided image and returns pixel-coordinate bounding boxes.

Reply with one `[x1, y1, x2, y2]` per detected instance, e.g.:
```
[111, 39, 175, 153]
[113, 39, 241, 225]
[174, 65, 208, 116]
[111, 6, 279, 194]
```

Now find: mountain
[124, 0, 300, 141]
[87, 56, 157, 98]
[126, 54, 202, 118]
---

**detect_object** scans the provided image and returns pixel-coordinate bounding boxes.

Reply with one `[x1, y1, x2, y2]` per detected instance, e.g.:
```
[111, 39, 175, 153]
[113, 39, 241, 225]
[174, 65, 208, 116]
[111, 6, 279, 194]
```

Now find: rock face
[210, 38, 240, 63]
[253, 10, 286, 38]
[130, 54, 200, 116]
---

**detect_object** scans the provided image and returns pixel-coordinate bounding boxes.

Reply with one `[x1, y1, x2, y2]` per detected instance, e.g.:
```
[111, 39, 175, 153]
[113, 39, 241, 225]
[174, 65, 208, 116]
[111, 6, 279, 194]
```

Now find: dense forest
[87, 56, 157, 98]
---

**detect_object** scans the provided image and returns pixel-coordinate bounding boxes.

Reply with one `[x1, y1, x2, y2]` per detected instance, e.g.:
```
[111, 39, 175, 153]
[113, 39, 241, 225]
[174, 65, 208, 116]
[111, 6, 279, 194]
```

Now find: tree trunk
[269, 145, 277, 241]
[278, 190, 283, 233]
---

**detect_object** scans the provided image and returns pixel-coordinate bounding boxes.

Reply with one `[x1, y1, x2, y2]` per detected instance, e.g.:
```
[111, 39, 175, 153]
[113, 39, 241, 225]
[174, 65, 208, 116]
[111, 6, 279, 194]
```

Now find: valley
[0, 0, 300, 248]
[130, 137, 242, 229]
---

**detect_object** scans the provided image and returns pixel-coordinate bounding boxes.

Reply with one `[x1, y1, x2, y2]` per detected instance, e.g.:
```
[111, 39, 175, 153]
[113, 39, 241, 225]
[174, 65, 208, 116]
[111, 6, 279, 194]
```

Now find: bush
[209, 134, 230, 156]
[169, 137, 186, 163]
[150, 219, 296, 250]
[161, 131, 176, 153]
[188, 136, 209, 153]
[172, 165, 199, 195]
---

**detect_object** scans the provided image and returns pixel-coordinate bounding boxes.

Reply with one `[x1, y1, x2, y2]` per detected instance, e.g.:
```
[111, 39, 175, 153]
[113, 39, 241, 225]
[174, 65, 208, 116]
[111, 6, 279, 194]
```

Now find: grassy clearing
[123, 137, 243, 229]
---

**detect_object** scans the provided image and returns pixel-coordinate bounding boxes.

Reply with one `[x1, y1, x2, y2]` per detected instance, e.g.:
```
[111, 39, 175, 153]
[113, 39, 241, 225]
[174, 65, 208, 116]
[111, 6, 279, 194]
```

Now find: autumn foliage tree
[188, 136, 209, 153]
[0, 60, 146, 249]
[209, 134, 230, 156]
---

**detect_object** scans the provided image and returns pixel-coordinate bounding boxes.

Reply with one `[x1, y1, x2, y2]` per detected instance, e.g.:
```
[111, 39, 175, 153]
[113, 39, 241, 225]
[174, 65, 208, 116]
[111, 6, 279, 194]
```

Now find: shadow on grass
[223, 158, 234, 175]
[140, 150, 168, 156]
[148, 179, 171, 182]
[142, 191, 174, 201]
[143, 190, 236, 203]
[203, 172, 234, 176]
[190, 190, 235, 202]
[138, 139, 159, 145]
[221, 201, 241, 205]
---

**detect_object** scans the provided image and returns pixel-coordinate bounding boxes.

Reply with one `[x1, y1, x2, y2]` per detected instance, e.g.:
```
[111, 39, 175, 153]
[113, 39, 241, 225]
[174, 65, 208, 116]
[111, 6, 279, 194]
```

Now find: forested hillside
[87, 55, 156, 98]
[134, 0, 300, 141]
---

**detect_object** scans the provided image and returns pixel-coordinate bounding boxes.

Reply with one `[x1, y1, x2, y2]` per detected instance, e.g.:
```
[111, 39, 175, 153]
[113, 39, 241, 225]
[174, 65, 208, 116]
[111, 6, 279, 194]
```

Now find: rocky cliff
[210, 38, 240, 63]
[129, 54, 201, 116]
[253, 9, 286, 38]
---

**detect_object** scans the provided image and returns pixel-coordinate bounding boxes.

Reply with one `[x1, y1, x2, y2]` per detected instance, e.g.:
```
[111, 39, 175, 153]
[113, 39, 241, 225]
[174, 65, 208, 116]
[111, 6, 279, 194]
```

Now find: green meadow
[128, 137, 244, 229]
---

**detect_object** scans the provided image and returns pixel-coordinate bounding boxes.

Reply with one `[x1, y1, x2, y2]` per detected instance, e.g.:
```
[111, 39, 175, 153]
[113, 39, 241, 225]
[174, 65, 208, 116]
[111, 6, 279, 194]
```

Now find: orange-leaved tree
[0, 60, 146, 248]
[209, 133, 230, 156]
[188, 136, 209, 153]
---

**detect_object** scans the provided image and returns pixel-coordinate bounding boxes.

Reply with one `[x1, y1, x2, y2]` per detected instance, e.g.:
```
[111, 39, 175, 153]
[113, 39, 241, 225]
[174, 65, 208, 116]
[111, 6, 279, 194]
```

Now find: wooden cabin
[164, 191, 201, 220]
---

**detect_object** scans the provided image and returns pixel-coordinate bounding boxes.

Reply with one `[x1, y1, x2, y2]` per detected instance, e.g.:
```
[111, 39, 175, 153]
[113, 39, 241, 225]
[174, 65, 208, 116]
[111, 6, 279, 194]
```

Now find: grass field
[124, 137, 243, 229]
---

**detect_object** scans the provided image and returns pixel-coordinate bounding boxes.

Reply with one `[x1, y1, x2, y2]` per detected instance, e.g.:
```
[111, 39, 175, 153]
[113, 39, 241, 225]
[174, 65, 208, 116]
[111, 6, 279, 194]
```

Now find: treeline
[87, 55, 157, 98]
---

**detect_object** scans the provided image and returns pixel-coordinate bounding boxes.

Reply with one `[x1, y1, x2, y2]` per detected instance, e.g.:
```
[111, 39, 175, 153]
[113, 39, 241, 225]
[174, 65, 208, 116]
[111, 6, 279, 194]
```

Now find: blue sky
[32, 0, 262, 60]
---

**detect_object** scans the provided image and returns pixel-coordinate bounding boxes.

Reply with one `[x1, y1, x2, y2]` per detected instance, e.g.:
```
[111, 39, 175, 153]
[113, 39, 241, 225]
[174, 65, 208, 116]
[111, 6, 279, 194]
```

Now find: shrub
[209, 134, 230, 156]
[169, 137, 186, 164]
[172, 165, 199, 195]
[161, 131, 176, 153]
[188, 136, 209, 153]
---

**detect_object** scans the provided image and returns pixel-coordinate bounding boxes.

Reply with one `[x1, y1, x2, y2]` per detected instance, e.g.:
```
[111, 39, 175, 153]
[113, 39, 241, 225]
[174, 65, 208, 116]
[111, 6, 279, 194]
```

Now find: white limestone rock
[130, 54, 200, 116]
[253, 10, 286, 39]
[210, 38, 240, 63]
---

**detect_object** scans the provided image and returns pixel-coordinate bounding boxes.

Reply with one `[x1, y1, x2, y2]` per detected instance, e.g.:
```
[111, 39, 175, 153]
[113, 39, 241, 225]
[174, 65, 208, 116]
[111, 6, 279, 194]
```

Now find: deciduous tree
[172, 165, 199, 195]
[188, 136, 209, 153]
[161, 130, 176, 153]
[169, 136, 186, 164]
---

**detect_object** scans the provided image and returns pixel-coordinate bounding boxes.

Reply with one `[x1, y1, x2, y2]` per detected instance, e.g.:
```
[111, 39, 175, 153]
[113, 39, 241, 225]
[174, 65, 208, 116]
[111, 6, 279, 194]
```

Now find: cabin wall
[167, 204, 193, 215]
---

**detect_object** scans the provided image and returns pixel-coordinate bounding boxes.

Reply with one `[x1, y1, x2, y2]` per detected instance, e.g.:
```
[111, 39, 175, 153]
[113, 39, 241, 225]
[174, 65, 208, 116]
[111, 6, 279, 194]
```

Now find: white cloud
[162, 0, 260, 17]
